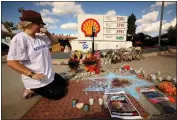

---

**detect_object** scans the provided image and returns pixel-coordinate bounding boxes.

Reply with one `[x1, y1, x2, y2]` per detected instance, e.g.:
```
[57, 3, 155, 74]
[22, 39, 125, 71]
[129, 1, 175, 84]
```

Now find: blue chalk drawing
[83, 72, 154, 100]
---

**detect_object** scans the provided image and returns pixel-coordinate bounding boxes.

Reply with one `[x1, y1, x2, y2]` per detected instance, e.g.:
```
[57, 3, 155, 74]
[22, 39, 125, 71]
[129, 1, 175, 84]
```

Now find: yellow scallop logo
[81, 18, 100, 37]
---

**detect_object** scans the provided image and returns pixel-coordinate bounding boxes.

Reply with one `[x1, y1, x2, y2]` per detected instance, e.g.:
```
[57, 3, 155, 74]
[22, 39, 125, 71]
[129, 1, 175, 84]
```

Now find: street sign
[78, 14, 128, 41]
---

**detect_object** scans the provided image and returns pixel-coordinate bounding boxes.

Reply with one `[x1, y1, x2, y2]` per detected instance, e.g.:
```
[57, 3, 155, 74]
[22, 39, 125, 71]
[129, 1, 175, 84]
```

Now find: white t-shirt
[7, 32, 55, 89]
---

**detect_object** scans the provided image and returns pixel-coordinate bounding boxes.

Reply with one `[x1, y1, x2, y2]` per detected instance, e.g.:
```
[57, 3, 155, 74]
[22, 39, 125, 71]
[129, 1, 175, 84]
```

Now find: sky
[1, 1, 176, 37]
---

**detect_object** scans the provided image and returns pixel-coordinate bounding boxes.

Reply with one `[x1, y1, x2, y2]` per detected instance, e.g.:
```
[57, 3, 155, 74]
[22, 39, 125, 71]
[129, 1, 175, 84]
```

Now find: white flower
[166, 76, 171, 81]
[130, 68, 133, 71]
[158, 77, 163, 81]
[151, 75, 156, 81]
[142, 71, 145, 74]
[81, 73, 84, 76]
[157, 71, 161, 75]
[102, 52, 106, 56]
[109, 59, 112, 64]
[137, 70, 141, 74]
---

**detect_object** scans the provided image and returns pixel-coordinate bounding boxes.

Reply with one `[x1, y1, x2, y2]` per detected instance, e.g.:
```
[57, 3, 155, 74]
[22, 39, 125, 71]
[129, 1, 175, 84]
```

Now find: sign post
[92, 26, 96, 54]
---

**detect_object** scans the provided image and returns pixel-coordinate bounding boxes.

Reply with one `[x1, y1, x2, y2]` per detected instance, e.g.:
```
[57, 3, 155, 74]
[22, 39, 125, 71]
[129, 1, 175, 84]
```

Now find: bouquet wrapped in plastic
[82, 53, 100, 73]
[68, 59, 80, 72]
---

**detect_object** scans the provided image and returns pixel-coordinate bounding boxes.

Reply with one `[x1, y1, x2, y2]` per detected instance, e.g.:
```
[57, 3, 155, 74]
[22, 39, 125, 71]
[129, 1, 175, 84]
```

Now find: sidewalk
[1, 63, 69, 119]
[2, 50, 176, 119]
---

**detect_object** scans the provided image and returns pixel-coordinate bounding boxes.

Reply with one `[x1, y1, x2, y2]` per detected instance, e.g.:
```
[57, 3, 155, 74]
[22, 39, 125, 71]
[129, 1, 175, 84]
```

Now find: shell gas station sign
[81, 18, 100, 37]
[78, 14, 128, 41]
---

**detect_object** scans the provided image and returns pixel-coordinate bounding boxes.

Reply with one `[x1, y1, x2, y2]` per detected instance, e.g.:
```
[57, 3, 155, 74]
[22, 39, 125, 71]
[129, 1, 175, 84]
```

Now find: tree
[18, 7, 25, 13]
[132, 32, 145, 47]
[127, 13, 137, 35]
[167, 25, 176, 38]
[2, 21, 17, 32]
[167, 25, 176, 45]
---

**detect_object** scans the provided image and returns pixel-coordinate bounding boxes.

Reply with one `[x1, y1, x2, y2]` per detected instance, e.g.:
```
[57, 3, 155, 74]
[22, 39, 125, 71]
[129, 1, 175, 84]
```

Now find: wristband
[28, 71, 36, 78]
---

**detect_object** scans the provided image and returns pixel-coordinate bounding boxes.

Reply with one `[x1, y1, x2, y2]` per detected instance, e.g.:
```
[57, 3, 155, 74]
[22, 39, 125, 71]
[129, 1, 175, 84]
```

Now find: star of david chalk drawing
[83, 72, 155, 100]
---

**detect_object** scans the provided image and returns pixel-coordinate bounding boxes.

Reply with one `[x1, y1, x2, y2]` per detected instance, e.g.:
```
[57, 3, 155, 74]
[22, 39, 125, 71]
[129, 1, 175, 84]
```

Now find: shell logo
[81, 18, 100, 37]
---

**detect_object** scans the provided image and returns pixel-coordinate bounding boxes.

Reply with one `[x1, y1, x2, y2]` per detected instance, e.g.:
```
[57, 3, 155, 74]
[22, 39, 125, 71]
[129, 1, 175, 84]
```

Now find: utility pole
[158, 1, 164, 47]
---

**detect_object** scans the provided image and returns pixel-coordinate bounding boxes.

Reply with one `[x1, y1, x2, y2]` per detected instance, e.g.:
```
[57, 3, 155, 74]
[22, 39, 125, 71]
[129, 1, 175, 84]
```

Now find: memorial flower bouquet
[158, 81, 176, 96]
[83, 54, 99, 66]
[68, 58, 80, 72]
[82, 53, 100, 73]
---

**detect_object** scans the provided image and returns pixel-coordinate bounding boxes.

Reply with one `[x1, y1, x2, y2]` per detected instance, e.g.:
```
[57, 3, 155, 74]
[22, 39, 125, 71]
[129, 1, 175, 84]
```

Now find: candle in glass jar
[98, 98, 103, 105]
[89, 98, 94, 105]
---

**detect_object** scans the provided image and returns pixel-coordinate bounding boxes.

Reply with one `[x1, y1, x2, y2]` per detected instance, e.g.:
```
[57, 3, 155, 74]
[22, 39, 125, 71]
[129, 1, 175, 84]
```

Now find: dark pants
[32, 73, 68, 100]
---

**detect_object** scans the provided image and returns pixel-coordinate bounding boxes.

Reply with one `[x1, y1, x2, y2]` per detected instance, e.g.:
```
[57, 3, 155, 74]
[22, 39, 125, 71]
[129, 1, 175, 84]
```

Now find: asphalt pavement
[2, 49, 176, 119]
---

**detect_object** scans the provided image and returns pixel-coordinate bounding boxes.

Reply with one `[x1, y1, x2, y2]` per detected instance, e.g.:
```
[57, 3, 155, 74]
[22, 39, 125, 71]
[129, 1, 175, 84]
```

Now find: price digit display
[117, 17, 125, 22]
[117, 30, 125, 34]
[117, 23, 125, 28]
[116, 36, 124, 40]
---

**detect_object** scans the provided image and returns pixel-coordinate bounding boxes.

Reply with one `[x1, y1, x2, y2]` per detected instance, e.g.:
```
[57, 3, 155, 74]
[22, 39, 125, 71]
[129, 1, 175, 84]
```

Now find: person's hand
[32, 73, 46, 81]
[40, 27, 51, 37]
[40, 27, 48, 34]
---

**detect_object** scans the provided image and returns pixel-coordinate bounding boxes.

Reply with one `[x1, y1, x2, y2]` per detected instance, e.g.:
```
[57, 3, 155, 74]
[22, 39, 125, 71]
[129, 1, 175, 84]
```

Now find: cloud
[167, 9, 172, 14]
[136, 10, 176, 36]
[136, 17, 176, 34]
[2, 24, 9, 32]
[36, 2, 85, 16]
[40, 9, 50, 17]
[105, 10, 117, 16]
[60, 22, 77, 31]
[46, 23, 57, 30]
[70, 33, 78, 37]
[42, 17, 59, 24]
[151, 2, 176, 8]
[35, 2, 52, 6]
[136, 11, 159, 24]
[142, 10, 146, 13]
[39, 9, 59, 27]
